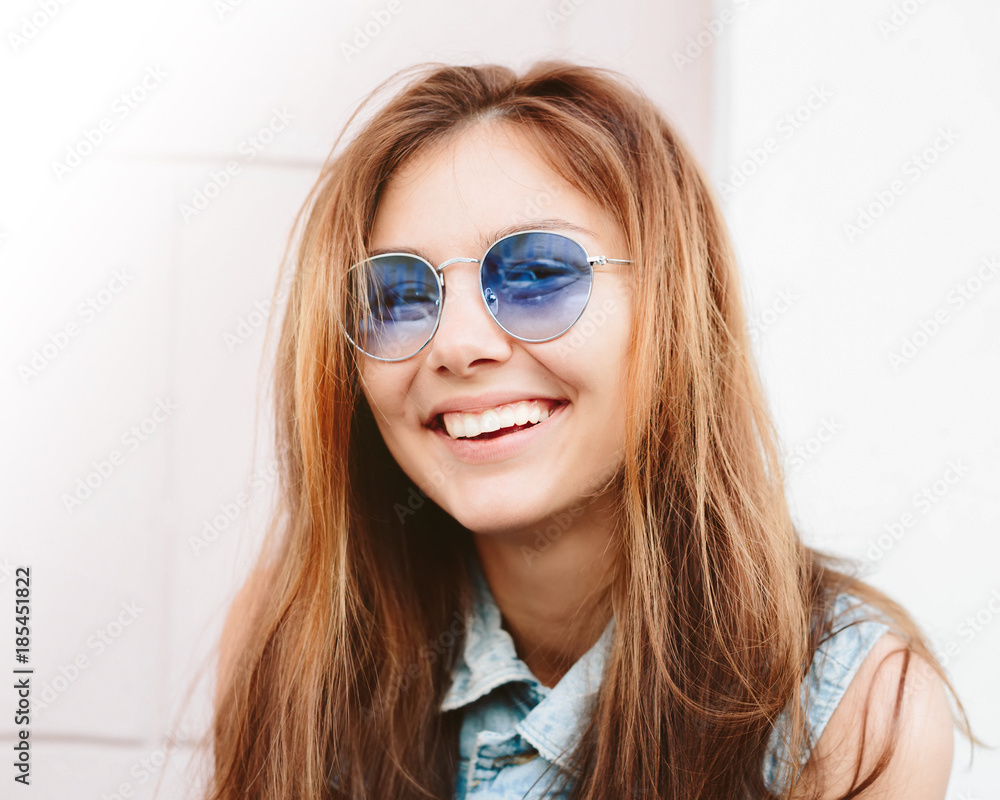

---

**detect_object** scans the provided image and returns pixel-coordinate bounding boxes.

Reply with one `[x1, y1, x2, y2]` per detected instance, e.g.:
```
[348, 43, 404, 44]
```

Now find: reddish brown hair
[204, 60, 971, 799]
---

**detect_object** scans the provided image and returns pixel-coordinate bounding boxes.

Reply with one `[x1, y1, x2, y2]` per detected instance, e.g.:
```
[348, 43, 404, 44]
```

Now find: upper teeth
[441, 400, 556, 439]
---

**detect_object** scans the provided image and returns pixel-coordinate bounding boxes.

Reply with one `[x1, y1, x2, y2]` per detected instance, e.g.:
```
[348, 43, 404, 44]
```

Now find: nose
[422, 261, 513, 375]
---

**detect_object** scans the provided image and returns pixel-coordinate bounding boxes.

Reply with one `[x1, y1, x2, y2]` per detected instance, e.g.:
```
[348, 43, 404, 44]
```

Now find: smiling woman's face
[357, 121, 633, 539]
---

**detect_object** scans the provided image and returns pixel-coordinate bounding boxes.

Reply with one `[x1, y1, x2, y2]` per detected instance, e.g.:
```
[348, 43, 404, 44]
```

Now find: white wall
[715, 1, 1000, 796]
[2, 0, 995, 796]
[0, 1, 716, 796]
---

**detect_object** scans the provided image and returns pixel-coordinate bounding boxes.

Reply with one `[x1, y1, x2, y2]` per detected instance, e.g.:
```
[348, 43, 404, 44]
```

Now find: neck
[471, 493, 618, 688]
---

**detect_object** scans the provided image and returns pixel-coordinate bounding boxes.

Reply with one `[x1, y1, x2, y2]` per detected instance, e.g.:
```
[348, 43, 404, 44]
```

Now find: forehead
[369, 121, 623, 256]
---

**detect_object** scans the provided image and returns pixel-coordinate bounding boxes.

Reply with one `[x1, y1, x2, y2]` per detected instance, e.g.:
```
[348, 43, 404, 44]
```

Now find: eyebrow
[367, 218, 598, 262]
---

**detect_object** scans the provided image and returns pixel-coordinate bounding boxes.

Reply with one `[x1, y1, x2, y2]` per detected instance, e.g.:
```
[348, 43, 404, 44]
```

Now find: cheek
[358, 364, 435, 474]
[555, 289, 632, 391]
[566, 294, 632, 453]
[359, 365, 413, 434]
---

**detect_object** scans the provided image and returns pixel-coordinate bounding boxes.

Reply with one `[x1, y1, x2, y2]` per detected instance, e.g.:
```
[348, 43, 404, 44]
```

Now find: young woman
[208, 61, 970, 799]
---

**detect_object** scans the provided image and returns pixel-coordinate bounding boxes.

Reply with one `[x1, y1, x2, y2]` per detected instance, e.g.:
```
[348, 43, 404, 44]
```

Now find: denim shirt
[441, 557, 891, 799]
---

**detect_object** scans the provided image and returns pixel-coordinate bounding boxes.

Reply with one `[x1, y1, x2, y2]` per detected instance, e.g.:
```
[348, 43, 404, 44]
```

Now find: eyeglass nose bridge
[429, 256, 498, 329]
[434, 256, 480, 274]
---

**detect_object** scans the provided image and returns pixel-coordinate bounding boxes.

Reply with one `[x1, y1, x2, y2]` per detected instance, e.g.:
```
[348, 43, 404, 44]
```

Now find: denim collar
[441, 555, 616, 767]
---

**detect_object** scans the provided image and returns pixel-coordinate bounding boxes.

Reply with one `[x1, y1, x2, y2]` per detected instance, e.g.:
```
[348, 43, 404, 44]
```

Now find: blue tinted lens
[481, 232, 592, 340]
[347, 254, 440, 359]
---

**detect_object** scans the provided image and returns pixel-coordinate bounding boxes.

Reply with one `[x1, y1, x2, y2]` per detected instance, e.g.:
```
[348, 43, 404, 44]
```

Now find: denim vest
[441, 557, 891, 799]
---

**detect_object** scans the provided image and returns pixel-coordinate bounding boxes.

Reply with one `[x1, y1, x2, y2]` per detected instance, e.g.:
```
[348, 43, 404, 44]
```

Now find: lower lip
[429, 403, 568, 465]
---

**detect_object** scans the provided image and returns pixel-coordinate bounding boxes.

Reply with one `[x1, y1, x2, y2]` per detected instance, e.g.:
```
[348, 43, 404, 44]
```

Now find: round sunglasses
[343, 229, 633, 361]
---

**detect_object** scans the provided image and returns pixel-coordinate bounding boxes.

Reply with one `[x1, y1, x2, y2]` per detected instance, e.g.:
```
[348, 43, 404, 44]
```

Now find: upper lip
[423, 392, 566, 426]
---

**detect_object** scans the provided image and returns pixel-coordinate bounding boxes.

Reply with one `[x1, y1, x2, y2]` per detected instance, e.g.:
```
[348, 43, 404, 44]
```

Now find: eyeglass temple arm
[433, 255, 631, 273]
[436, 255, 630, 271]
[589, 256, 633, 265]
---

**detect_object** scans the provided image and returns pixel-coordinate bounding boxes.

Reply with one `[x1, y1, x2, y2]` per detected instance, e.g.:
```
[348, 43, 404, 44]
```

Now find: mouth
[426, 398, 568, 441]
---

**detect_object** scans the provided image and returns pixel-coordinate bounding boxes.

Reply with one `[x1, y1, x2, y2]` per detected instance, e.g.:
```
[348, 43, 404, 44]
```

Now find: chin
[444, 498, 550, 539]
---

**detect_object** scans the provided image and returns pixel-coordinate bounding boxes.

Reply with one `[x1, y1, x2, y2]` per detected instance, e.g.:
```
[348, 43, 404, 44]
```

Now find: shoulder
[792, 630, 955, 799]
[216, 566, 273, 707]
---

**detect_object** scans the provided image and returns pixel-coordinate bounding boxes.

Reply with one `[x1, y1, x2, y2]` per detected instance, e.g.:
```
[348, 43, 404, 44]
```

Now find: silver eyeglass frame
[342, 228, 633, 362]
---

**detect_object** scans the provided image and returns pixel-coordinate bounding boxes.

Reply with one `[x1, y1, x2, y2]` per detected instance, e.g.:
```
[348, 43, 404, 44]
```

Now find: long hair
[206, 60, 970, 799]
